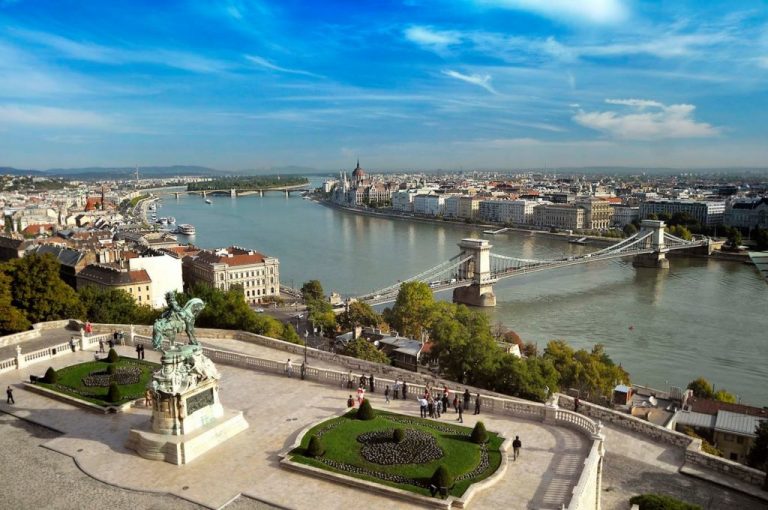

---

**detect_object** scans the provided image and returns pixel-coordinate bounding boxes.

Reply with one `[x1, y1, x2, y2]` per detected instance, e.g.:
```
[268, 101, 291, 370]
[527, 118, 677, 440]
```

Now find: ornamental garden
[34, 349, 158, 407]
[289, 400, 504, 499]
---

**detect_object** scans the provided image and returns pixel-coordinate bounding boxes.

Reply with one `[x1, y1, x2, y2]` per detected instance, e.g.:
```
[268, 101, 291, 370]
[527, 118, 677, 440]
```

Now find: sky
[1, 0, 767, 171]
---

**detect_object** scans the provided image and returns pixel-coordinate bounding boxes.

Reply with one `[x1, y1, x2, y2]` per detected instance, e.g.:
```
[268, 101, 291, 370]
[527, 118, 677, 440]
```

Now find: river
[155, 186, 768, 406]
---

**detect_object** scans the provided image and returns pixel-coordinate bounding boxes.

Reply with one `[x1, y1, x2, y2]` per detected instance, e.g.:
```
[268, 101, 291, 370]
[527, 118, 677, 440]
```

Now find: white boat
[205, 199, 212, 204]
[176, 224, 196, 235]
[168, 216, 176, 224]
[157, 217, 168, 225]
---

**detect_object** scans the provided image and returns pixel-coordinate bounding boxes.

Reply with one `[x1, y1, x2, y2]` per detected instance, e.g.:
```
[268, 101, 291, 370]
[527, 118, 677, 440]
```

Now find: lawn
[290, 408, 504, 498]
[36, 356, 158, 407]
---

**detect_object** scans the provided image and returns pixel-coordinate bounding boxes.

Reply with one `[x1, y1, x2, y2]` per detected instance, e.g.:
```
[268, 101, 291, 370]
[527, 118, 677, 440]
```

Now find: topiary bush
[431, 465, 454, 493]
[471, 421, 488, 444]
[356, 399, 375, 420]
[107, 382, 121, 403]
[107, 348, 119, 363]
[107, 363, 117, 375]
[629, 494, 702, 510]
[306, 434, 325, 458]
[393, 428, 405, 444]
[43, 366, 58, 384]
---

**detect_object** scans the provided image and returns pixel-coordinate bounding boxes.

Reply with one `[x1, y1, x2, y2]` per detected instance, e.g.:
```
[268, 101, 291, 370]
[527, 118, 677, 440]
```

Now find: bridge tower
[453, 238, 497, 307]
[632, 220, 670, 269]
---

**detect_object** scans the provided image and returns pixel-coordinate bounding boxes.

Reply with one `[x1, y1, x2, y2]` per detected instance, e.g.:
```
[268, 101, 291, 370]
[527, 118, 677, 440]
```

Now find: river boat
[205, 199, 212, 204]
[568, 237, 588, 245]
[176, 224, 196, 235]
[167, 216, 176, 224]
[157, 217, 168, 225]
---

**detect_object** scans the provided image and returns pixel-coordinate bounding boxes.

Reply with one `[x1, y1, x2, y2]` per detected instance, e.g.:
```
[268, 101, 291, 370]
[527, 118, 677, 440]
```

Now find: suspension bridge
[355, 220, 711, 307]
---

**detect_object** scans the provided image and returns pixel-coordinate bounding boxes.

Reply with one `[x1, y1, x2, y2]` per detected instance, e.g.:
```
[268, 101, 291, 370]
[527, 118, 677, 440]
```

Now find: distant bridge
[157, 183, 311, 198]
[355, 220, 711, 307]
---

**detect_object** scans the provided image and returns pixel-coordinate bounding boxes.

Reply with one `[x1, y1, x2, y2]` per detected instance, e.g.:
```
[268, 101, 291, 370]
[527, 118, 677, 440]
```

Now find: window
[146, 285, 149, 291]
[138, 296, 141, 302]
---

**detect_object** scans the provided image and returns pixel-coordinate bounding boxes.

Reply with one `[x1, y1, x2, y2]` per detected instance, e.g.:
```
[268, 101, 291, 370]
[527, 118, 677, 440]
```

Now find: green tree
[492, 354, 558, 402]
[384, 281, 435, 339]
[687, 377, 714, 399]
[2, 254, 85, 323]
[340, 338, 390, 364]
[301, 280, 325, 302]
[0, 271, 30, 334]
[727, 228, 743, 248]
[280, 323, 303, 345]
[78, 287, 160, 325]
[754, 227, 768, 251]
[307, 298, 337, 333]
[713, 389, 737, 403]
[543, 341, 628, 402]
[668, 225, 693, 241]
[338, 301, 382, 331]
[629, 494, 702, 510]
[623, 223, 638, 236]
[747, 421, 768, 475]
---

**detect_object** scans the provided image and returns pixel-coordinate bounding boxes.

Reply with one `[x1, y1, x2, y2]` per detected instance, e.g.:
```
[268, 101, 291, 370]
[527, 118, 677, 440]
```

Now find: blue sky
[1, 0, 767, 171]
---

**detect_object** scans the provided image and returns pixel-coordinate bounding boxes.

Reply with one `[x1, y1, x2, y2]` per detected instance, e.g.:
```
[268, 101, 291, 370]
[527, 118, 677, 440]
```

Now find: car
[254, 307, 265, 313]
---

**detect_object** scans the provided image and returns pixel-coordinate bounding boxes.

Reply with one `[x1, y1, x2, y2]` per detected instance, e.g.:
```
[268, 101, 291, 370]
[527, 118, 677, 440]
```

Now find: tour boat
[205, 198, 212, 204]
[167, 216, 176, 224]
[176, 224, 196, 235]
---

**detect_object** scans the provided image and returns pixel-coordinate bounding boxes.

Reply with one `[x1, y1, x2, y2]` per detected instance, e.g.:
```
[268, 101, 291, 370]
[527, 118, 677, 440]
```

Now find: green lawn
[290, 409, 504, 498]
[37, 356, 158, 407]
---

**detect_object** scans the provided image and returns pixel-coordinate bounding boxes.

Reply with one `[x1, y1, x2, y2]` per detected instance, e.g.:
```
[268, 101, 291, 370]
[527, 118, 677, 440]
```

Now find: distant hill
[0, 164, 323, 179]
[0, 166, 44, 176]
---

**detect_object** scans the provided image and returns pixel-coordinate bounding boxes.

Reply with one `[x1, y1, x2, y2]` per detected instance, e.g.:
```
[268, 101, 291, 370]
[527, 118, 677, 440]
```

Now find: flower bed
[290, 409, 504, 498]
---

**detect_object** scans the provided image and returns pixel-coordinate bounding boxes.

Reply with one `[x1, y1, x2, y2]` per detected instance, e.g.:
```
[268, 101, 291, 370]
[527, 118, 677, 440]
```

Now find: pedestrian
[512, 436, 522, 460]
[457, 403, 463, 423]
[113, 331, 119, 344]
[98, 338, 105, 353]
[442, 393, 449, 414]
[369, 374, 375, 393]
[574, 396, 580, 413]
[463, 389, 471, 410]
[435, 399, 442, 418]
[140, 344, 145, 360]
[402, 381, 408, 400]
[136, 344, 142, 359]
[347, 371, 354, 389]
[453, 394, 459, 413]
[384, 385, 390, 403]
[69, 338, 76, 353]
[347, 395, 355, 408]
[356, 385, 365, 405]
[474, 393, 481, 415]
[419, 398, 428, 418]
[393, 380, 400, 400]
[6, 386, 14, 404]
[286, 358, 293, 377]
[360, 374, 367, 390]
[427, 398, 434, 418]
[108, 338, 114, 349]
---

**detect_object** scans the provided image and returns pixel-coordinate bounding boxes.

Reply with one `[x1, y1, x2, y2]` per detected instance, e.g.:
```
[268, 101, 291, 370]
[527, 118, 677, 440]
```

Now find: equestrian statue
[151, 292, 205, 350]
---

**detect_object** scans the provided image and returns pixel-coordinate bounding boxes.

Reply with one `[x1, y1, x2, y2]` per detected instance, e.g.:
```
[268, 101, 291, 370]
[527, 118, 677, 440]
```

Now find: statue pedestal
[126, 348, 248, 465]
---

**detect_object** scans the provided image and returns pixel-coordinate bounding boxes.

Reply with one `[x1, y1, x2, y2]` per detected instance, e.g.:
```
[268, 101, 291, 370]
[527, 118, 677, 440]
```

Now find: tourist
[435, 399, 442, 418]
[347, 395, 355, 408]
[512, 436, 522, 460]
[402, 381, 407, 400]
[98, 338, 105, 353]
[393, 380, 400, 400]
[453, 394, 459, 414]
[574, 396, 580, 413]
[457, 403, 463, 423]
[140, 344, 145, 360]
[369, 374, 375, 393]
[356, 385, 365, 405]
[442, 392, 450, 414]
[384, 385, 390, 403]
[136, 344, 142, 359]
[84, 321, 93, 334]
[113, 331, 119, 344]
[419, 397, 428, 418]
[286, 358, 294, 377]
[6, 386, 14, 404]
[69, 338, 76, 353]
[107, 338, 114, 349]
[463, 389, 471, 410]
[347, 371, 354, 389]
[474, 393, 481, 415]
[359, 374, 367, 390]
[427, 398, 434, 418]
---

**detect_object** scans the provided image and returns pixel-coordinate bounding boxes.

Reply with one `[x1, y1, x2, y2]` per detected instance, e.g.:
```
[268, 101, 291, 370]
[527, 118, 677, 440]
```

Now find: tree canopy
[384, 281, 435, 339]
[78, 286, 160, 325]
[340, 337, 390, 364]
[301, 280, 325, 302]
[687, 377, 714, 399]
[0, 271, 30, 335]
[543, 341, 629, 402]
[338, 301, 382, 331]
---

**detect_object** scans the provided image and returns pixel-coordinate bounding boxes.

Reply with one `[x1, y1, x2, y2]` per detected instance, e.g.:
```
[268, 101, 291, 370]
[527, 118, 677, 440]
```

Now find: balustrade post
[543, 392, 559, 424]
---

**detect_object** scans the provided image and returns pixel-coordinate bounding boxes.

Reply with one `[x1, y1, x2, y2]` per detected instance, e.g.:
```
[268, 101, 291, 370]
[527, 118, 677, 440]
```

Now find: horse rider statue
[151, 292, 206, 350]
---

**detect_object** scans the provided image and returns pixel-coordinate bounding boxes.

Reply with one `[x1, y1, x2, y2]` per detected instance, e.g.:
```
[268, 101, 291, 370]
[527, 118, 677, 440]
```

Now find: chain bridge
[356, 220, 711, 307]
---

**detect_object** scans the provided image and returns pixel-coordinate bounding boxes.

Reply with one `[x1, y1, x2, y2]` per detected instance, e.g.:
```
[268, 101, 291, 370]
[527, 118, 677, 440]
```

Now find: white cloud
[442, 70, 497, 94]
[473, 0, 628, 25]
[244, 55, 321, 77]
[0, 104, 112, 128]
[573, 99, 719, 140]
[404, 26, 462, 51]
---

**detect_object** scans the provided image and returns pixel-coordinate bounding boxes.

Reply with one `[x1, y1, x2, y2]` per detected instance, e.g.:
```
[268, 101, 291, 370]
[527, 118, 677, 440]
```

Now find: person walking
[435, 399, 442, 418]
[419, 398, 427, 418]
[384, 385, 390, 403]
[474, 393, 481, 415]
[69, 339, 76, 353]
[136, 344, 142, 359]
[140, 344, 145, 360]
[463, 389, 471, 410]
[393, 380, 400, 400]
[286, 358, 294, 377]
[6, 386, 14, 404]
[574, 396, 580, 413]
[453, 394, 459, 414]
[512, 436, 522, 460]
[442, 393, 450, 414]
[369, 374, 375, 393]
[402, 381, 408, 400]
[360, 374, 367, 390]
[98, 338, 105, 353]
[457, 403, 463, 423]
[427, 398, 434, 418]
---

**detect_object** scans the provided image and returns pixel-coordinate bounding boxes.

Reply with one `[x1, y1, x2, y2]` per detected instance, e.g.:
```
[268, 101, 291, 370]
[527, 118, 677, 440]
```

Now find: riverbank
[313, 198, 619, 247]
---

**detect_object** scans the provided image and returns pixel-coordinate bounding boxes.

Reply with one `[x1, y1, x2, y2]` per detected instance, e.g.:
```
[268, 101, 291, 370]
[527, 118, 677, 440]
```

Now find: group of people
[415, 387, 482, 423]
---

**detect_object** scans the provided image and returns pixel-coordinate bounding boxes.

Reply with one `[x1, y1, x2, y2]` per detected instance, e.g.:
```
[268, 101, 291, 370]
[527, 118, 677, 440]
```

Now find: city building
[76, 264, 153, 305]
[640, 200, 725, 226]
[724, 197, 768, 229]
[457, 195, 481, 220]
[184, 246, 280, 305]
[127, 251, 184, 309]
[611, 205, 640, 227]
[413, 194, 444, 217]
[534, 203, 584, 230]
[576, 198, 613, 230]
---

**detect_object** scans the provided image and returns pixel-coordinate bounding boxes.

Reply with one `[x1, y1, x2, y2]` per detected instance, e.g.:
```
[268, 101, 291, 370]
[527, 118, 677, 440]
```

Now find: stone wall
[685, 443, 766, 486]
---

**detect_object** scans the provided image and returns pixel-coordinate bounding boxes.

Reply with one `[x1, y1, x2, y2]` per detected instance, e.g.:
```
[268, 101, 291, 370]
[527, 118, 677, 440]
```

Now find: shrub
[431, 465, 454, 490]
[393, 428, 405, 444]
[107, 382, 121, 403]
[471, 421, 488, 444]
[107, 348, 119, 363]
[107, 363, 117, 375]
[43, 366, 58, 384]
[356, 399, 375, 420]
[306, 435, 325, 458]
[629, 494, 702, 510]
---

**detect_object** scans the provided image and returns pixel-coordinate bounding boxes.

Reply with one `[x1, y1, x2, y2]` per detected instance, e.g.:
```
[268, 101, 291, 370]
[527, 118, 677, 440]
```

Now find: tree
[2, 254, 85, 323]
[78, 287, 160, 325]
[301, 280, 325, 302]
[713, 389, 737, 404]
[623, 223, 638, 236]
[338, 301, 382, 331]
[107, 382, 121, 403]
[629, 494, 702, 510]
[356, 399, 375, 420]
[687, 377, 714, 399]
[340, 338, 390, 364]
[306, 434, 325, 457]
[393, 428, 405, 443]
[0, 271, 30, 334]
[307, 298, 336, 333]
[470, 421, 488, 444]
[727, 228, 743, 248]
[747, 421, 768, 471]
[754, 227, 768, 251]
[43, 366, 58, 384]
[280, 323, 303, 345]
[384, 281, 435, 339]
[668, 225, 693, 241]
[543, 341, 629, 402]
[431, 465, 454, 493]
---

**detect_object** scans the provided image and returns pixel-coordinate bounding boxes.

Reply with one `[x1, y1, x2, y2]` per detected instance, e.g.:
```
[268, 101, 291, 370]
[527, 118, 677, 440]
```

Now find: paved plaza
[1, 331, 765, 510]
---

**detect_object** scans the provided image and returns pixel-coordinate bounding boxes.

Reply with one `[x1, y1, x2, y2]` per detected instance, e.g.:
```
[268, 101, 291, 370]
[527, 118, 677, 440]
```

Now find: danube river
[157, 189, 768, 406]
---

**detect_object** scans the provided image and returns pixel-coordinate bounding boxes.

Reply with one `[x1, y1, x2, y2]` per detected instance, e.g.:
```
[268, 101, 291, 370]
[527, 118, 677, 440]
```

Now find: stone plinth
[150, 378, 224, 436]
[632, 252, 669, 269]
[453, 283, 497, 307]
